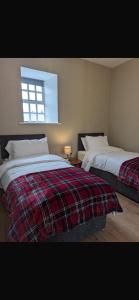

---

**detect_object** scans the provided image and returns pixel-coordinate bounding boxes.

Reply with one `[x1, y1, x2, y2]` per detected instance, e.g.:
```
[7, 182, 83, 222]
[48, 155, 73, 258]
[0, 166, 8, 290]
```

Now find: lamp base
[64, 154, 72, 160]
[65, 158, 69, 161]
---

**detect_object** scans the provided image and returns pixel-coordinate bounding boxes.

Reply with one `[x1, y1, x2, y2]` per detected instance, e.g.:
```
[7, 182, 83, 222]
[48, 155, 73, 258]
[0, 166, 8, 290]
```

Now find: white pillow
[85, 136, 109, 150]
[81, 137, 88, 151]
[5, 141, 14, 160]
[5, 137, 49, 159]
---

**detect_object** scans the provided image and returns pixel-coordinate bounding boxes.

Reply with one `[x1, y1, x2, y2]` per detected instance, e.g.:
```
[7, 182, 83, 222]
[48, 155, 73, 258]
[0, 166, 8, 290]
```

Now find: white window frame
[20, 66, 60, 125]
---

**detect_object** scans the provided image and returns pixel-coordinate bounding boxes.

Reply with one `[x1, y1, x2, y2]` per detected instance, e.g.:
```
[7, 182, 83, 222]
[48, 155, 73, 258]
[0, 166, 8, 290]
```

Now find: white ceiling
[81, 58, 133, 68]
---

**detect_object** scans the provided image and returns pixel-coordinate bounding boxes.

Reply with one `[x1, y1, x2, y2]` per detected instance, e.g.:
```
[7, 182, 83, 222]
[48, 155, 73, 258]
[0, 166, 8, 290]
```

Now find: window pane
[29, 92, 35, 100]
[30, 104, 36, 113]
[29, 84, 35, 91]
[37, 104, 44, 113]
[37, 93, 42, 101]
[22, 91, 28, 100]
[31, 114, 37, 121]
[38, 114, 44, 121]
[36, 86, 42, 92]
[23, 103, 29, 112]
[21, 83, 27, 90]
[24, 113, 30, 121]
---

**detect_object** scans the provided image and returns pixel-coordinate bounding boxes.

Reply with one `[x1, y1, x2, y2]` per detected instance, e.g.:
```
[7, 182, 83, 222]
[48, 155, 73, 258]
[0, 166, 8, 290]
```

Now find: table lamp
[64, 145, 72, 160]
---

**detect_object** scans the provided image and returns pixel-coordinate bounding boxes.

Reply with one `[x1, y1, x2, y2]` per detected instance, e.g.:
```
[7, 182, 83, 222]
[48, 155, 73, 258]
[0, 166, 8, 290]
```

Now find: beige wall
[0, 58, 111, 156]
[109, 58, 139, 152]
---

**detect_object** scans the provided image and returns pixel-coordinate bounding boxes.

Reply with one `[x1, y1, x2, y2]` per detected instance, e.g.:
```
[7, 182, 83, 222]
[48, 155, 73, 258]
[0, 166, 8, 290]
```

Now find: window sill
[19, 122, 62, 125]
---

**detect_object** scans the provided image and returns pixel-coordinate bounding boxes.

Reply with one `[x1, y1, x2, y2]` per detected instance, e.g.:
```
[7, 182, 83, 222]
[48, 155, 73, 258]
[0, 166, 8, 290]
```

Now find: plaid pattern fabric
[2, 167, 122, 242]
[119, 157, 139, 193]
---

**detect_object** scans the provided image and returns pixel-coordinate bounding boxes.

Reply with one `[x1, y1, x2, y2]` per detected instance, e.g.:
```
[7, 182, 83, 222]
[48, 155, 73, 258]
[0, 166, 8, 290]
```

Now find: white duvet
[82, 146, 139, 175]
[0, 154, 72, 191]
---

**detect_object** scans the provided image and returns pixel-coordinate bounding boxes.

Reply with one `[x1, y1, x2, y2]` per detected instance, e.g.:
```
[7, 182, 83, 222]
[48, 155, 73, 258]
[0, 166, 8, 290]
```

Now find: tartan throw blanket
[119, 157, 139, 193]
[2, 167, 122, 242]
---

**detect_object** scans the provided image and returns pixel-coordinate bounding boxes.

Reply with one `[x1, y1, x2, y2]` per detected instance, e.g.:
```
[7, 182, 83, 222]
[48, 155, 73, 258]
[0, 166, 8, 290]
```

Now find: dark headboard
[0, 134, 45, 159]
[78, 133, 104, 151]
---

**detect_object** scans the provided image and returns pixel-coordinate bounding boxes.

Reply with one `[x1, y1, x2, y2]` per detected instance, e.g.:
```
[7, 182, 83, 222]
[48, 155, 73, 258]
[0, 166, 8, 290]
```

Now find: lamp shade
[64, 145, 72, 155]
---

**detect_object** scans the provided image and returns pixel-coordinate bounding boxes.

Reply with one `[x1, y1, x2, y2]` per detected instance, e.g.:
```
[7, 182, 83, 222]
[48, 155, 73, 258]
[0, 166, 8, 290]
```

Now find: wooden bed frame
[0, 134, 106, 242]
[78, 133, 139, 203]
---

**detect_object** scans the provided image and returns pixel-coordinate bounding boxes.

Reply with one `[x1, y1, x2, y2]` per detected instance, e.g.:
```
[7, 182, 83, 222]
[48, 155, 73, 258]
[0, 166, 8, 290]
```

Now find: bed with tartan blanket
[119, 157, 139, 193]
[1, 164, 122, 242]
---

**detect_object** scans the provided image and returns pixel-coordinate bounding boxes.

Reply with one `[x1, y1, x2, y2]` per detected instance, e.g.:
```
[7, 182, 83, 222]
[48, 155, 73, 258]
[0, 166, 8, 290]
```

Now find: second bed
[78, 133, 139, 203]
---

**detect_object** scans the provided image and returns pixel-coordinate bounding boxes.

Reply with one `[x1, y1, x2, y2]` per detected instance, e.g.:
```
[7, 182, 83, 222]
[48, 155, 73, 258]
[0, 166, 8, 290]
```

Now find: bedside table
[69, 158, 82, 167]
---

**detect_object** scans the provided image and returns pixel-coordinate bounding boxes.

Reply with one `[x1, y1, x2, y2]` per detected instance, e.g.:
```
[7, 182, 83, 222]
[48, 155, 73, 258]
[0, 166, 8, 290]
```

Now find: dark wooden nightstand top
[69, 158, 82, 167]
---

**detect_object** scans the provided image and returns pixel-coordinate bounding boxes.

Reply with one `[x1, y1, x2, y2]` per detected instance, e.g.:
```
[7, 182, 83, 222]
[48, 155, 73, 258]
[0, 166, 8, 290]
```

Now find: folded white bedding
[0, 154, 72, 191]
[78, 151, 86, 161]
[82, 146, 139, 175]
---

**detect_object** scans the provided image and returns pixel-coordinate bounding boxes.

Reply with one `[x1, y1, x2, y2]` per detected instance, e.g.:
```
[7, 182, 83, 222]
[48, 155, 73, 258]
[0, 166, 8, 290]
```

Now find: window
[20, 66, 58, 124]
[21, 78, 45, 123]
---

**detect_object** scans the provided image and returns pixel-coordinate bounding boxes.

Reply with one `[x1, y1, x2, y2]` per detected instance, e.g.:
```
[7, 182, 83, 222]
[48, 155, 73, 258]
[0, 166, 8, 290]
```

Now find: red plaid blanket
[119, 157, 139, 193]
[2, 167, 122, 242]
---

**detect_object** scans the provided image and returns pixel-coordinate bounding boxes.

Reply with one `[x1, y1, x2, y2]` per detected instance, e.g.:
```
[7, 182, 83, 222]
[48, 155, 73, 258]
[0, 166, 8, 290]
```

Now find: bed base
[90, 167, 139, 203]
[46, 215, 106, 242]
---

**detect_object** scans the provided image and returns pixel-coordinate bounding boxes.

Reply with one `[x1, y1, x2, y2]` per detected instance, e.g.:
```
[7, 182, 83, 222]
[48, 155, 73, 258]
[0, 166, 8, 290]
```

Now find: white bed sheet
[0, 154, 72, 191]
[81, 146, 139, 176]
